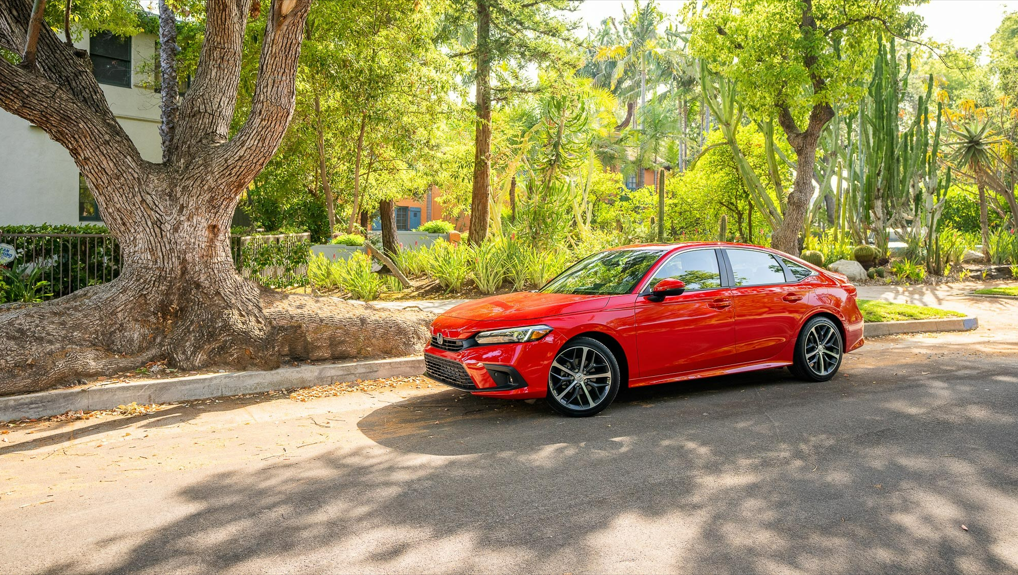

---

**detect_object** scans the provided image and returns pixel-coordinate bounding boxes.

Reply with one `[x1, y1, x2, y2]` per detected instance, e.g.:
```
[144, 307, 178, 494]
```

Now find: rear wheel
[790, 316, 844, 382]
[546, 337, 621, 417]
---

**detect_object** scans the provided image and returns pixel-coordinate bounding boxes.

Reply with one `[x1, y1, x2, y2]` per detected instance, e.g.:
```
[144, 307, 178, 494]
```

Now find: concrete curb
[0, 357, 425, 422]
[967, 292, 1018, 300]
[864, 316, 978, 338]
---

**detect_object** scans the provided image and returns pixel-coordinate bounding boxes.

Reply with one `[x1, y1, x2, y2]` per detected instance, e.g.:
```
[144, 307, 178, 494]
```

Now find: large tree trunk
[0, 0, 430, 396]
[771, 104, 833, 255]
[468, 0, 491, 246]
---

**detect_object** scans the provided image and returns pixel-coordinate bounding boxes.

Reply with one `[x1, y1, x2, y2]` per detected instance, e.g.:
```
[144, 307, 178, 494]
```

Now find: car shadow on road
[32, 350, 1018, 575]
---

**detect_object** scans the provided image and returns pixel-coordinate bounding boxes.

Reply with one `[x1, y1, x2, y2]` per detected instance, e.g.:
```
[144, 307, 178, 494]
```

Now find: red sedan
[423, 243, 864, 416]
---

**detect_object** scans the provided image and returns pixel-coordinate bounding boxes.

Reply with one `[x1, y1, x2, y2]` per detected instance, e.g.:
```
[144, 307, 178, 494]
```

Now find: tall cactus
[837, 37, 946, 270]
[718, 214, 728, 242]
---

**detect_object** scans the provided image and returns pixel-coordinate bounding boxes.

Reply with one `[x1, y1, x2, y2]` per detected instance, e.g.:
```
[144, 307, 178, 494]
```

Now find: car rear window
[726, 249, 787, 287]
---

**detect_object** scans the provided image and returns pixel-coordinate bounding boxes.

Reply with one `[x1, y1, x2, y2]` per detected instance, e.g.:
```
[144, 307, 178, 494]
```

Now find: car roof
[608, 241, 773, 253]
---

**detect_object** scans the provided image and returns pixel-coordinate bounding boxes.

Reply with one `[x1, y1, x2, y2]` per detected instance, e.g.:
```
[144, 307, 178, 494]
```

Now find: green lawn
[974, 287, 1018, 297]
[857, 300, 966, 323]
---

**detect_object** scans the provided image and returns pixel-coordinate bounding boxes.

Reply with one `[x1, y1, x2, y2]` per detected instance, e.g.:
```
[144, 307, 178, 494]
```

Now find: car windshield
[541, 248, 667, 295]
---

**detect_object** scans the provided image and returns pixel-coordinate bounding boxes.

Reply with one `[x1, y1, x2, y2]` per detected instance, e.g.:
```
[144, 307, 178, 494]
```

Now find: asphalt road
[1, 283, 1017, 574]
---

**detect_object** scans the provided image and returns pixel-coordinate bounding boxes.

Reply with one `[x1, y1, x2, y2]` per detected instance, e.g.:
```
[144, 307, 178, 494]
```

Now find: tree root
[0, 282, 433, 397]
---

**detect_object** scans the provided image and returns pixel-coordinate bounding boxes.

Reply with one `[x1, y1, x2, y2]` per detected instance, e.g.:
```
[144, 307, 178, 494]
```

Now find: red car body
[423, 242, 864, 403]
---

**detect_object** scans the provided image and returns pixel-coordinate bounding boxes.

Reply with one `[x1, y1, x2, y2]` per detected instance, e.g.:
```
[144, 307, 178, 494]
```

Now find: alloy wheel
[549, 345, 613, 411]
[804, 322, 842, 377]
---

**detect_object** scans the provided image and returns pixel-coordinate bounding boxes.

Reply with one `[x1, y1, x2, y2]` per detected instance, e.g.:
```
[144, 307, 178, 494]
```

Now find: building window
[79, 174, 103, 222]
[90, 32, 131, 88]
[624, 172, 637, 190]
[395, 206, 409, 231]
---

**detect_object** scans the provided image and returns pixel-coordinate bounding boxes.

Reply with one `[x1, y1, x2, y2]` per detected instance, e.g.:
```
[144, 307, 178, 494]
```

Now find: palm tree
[948, 121, 1003, 262]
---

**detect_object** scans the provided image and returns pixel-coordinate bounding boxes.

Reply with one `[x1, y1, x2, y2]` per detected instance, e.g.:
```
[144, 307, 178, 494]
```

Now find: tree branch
[173, 0, 252, 161]
[0, 57, 144, 187]
[211, 0, 312, 194]
[158, 0, 179, 163]
[19, 0, 45, 69]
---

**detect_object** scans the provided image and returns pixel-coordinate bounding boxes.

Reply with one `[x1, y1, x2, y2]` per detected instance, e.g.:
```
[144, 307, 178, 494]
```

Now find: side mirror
[646, 278, 685, 301]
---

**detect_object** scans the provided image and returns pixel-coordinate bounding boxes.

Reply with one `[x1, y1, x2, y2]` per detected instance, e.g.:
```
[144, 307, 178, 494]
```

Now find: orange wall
[394, 185, 469, 232]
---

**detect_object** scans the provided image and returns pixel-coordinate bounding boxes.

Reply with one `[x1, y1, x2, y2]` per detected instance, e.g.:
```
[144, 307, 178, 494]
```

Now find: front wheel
[790, 316, 844, 382]
[546, 337, 621, 417]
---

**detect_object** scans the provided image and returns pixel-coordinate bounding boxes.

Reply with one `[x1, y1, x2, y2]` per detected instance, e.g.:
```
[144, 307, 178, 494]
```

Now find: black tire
[790, 316, 844, 382]
[546, 337, 621, 417]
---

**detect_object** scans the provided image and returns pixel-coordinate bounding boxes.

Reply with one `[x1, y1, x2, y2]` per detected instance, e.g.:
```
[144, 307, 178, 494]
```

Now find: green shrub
[308, 254, 344, 291]
[416, 220, 454, 234]
[0, 266, 53, 303]
[392, 247, 428, 278]
[801, 250, 825, 267]
[338, 253, 383, 300]
[988, 228, 1018, 265]
[240, 237, 310, 288]
[527, 249, 572, 287]
[891, 259, 926, 282]
[330, 234, 365, 246]
[499, 236, 533, 291]
[470, 240, 506, 294]
[803, 230, 853, 265]
[428, 241, 471, 292]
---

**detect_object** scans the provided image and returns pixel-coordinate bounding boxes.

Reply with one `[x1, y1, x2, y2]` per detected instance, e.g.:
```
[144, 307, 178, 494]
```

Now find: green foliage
[988, 228, 1018, 265]
[934, 227, 969, 272]
[800, 251, 825, 268]
[308, 253, 383, 300]
[330, 234, 365, 246]
[469, 240, 506, 294]
[240, 238, 311, 289]
[0, 266, 53, 303]
[427, 241, 471, 293]
[416, 220, 454, 234]
[891, 259, 927, 282]
[940, 185, 1009, 233]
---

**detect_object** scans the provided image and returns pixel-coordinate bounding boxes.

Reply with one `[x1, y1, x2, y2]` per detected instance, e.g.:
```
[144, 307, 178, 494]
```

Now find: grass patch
[858, 300, 965, 323]
[974, 287, 1018, 297]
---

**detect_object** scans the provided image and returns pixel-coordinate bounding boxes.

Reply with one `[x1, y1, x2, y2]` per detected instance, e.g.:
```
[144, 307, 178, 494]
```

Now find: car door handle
[708, 298, 732, 310]
[783, 293, 804, 303]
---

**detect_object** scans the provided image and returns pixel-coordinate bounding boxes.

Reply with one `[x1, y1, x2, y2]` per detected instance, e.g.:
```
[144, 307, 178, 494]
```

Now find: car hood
[442, 291, 610, 322]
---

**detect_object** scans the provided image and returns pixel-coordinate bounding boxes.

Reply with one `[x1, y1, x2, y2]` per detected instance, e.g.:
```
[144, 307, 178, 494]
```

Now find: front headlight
[474, 325, 553, 345]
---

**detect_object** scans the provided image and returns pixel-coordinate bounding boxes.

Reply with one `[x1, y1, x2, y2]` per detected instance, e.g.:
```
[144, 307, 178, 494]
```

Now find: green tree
[687, 0, 924, 254]
[444, 0, 579, 244]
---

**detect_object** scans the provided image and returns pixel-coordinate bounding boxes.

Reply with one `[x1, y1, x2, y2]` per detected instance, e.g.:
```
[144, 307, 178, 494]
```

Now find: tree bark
[771, 104, 834, 255]
[0, 0, 430, 395]
[379, 198, 399, 256]
[158, 0, 179, 162]
[978, 181, 991, 263]
[468, 0, 492, 245]
[314, 93, 336, 235]
[347, 112, 368, 233]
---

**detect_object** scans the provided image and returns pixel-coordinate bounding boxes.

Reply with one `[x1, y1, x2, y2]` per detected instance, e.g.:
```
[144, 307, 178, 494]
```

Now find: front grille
[424, 353, 475, 390]
[430, 335, 467, 352]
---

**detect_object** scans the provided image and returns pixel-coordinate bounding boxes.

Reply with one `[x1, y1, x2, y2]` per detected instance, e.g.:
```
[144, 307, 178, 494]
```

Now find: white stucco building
[0, 30, 162, 226]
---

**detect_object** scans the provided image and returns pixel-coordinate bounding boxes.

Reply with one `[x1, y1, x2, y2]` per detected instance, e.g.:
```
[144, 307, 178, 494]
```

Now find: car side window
[782, 258, 814, 281]
[726, 249, 787, 287]
[648, 250, 723, 292]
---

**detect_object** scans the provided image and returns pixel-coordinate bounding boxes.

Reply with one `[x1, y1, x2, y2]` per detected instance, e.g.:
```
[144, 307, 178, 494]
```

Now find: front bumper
[422, 334, 562, 399]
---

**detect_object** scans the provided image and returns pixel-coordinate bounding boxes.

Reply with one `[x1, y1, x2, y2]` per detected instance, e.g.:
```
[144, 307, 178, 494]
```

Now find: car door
[634, 248, 736, 378]
[722, 248, 813, 364]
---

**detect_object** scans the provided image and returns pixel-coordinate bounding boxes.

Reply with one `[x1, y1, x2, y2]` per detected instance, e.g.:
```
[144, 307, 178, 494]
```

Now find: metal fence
[0, 232, 310, 299]
[0, 233, 123, 298]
